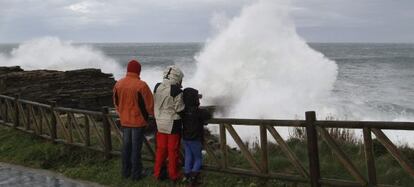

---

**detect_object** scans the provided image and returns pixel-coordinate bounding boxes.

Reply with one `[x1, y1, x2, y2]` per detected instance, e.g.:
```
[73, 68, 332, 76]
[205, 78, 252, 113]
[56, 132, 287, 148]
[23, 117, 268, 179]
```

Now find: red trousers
[153, 132, 181, 180]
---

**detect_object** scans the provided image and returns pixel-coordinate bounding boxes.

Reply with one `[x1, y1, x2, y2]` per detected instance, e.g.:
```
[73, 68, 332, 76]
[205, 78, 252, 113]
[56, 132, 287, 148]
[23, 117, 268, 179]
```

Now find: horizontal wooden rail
[209, 118, 306, 127]
[317, 120, 414, 130]
[54, 107, 102, 116]
[19, 99, 51, 109]
[0, 95, 14, 100]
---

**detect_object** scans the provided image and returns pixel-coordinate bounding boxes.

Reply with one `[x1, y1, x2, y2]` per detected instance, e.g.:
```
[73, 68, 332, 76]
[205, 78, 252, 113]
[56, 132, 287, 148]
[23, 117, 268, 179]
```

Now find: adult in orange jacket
[113, 60, 154, 180]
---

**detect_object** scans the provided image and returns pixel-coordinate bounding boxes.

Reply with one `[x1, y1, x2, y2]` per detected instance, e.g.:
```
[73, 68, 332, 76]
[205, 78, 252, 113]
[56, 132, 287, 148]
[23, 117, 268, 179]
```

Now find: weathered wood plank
[67, 113, 74, 143]
[317, 127, 367, 184]
[53, 111, 71, 141]
[26, 105, 32, 130]
[55, 107, 101, 116]
[29, 105, 41, 133]
[209, 118, 305, 127]
[50, 102, 57, 140]
[219, 124, 228, 169]
[260, 125, 269, 174]
[68, 112, 86, 143]
[267, 126, 310, 178]
[101, 107, 112, 159]
[84, 114, 90, 146]
[5, 100, 15, 123]
[86, 115, 105, 148]
[204, 142, 223, 168]
[319, 178, 364, 187]
[371, 128, 414, 177]
[0, 99, 5, 122]
[14, 95, 20, 128]
[107, 116, 122, 143]
[363, 128, 377, 186]
[224, 124, 262, 173]
[317, 121, 414, 130]
[38, 107, 43, 135]
[17, 103, 28, 129]
[19, 99, 51, 108]
[39, 107, 53, 136]
[306, 111, 321, 187]
[203, 165, 308, 183]
[143, 137, 155, 160]
[0, 94, 15, 100]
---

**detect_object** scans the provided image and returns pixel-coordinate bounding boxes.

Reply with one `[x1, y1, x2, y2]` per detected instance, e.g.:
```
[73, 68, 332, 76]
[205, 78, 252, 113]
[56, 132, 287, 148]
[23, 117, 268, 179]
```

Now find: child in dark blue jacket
[182, 87, 212, 184]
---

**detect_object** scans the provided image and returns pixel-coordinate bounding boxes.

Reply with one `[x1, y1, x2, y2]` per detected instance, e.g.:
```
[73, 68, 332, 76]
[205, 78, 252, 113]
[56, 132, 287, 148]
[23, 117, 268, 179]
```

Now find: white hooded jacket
[154, 66, 185, 134]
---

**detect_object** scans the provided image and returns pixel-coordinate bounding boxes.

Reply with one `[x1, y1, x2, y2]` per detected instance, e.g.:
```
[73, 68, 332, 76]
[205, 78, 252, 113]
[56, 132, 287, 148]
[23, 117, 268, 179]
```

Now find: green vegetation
[0, 125, 413, 187]
[286, 128, 414, 186]
[0, 125, 284, 187]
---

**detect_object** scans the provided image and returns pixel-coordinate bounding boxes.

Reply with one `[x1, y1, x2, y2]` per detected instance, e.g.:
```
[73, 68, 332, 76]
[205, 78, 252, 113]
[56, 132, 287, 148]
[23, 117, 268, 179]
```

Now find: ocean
[1, 42, 413, 145]
[1, 42, 414, 121]
[97, 43, 414, 121]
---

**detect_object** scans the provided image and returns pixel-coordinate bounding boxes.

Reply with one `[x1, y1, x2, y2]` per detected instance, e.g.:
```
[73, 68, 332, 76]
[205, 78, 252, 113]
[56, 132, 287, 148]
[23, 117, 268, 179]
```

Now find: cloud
[0, 0, 250, 42]
[66, 1, 96, 14]
[1, 0, 414, 43]
[291, 0, 414, 42]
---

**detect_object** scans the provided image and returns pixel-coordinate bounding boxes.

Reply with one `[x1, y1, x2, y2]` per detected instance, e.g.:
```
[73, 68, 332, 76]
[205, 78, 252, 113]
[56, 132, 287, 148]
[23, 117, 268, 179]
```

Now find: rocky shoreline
[0, 66, 115, 111]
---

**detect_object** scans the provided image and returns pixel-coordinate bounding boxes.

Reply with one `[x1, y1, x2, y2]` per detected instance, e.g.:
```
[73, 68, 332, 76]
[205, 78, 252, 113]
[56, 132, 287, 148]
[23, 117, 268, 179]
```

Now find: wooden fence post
[14, 94, 20, 128]
[306, 111, 321, 187]
[26, 104, 31, 130]
[84, 114, 90, 146]
[50, 101, 57, 141]
[4, 99, 8, 123]
[219, 124, 228, 169]
[102, 107, 112, 159]
[363, 128, 377, 186]
[260, 125, 269, 174]
[0, 99, 3, 122]
[0, 99, 5, 122]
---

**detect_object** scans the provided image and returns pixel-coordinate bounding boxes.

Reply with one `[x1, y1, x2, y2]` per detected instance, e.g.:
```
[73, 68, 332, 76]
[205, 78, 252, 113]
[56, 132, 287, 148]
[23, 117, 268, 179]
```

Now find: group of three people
[113, 60, 211, 184]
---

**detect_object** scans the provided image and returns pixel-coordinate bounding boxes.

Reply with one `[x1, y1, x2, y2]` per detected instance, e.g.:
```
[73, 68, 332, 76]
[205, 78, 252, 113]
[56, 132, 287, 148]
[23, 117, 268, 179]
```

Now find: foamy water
[0, 37, 123, 79]
[190, 0, 338, 120]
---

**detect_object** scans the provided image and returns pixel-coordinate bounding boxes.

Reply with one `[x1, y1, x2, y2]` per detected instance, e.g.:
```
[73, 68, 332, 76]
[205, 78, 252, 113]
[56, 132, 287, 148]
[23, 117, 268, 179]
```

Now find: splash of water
[190, 0, 338, 119]
[0, 37, 123, 79]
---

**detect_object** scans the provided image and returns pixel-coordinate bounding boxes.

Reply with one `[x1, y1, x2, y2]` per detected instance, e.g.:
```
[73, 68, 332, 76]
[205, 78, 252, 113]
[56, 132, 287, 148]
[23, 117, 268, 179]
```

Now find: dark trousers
[122, 127, 144, 179]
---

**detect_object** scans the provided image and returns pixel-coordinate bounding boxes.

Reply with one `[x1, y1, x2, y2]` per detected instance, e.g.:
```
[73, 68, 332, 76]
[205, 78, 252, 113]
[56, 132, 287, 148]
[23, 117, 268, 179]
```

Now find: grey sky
[1, 0, 413, 43]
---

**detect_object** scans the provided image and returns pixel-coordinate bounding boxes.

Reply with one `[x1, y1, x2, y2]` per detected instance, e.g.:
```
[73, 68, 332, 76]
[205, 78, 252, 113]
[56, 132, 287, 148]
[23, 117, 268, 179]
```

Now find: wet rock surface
[0, 66, 115, 111]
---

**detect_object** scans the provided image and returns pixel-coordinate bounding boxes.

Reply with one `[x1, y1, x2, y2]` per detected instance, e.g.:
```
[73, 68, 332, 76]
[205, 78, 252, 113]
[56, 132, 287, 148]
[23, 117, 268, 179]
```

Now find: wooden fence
[0, 94, 413, 187]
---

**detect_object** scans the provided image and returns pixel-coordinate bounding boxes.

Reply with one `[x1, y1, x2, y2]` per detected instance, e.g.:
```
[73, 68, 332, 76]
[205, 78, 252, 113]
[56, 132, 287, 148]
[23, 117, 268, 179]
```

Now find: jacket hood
[127, 60, 141, 75]
[162, 65, 184, 85]
[183, 87, 200, 107]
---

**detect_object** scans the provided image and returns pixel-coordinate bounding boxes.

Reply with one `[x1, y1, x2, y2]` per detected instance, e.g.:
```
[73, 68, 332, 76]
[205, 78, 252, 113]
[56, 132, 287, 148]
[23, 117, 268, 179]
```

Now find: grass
[1, 124, 414, 186]
[0, 125, 291, 187]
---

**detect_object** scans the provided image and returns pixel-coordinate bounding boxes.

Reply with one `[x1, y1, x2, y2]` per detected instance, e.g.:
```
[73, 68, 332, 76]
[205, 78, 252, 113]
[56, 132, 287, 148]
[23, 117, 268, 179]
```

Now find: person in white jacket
[153, 65, 185, 181]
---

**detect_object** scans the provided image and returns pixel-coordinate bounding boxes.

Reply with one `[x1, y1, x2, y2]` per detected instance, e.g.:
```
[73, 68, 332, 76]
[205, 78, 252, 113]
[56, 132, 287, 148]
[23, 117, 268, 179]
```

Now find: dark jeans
[183, 140, 203, 174]
[122, 127, 145, 179]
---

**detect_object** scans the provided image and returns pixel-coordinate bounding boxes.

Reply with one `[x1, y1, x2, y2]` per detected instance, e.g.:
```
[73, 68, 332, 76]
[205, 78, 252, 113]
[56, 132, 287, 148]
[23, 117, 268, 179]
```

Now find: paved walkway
[0, 163, 103, 187]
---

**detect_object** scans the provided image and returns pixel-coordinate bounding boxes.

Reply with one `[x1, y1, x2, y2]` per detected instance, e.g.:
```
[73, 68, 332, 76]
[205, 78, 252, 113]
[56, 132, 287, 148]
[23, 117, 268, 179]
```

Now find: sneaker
[131, 174, 144, 181]
[141, 168, 152, 177]
[190, 172, 201, 186]
[181, 173, 192, 183]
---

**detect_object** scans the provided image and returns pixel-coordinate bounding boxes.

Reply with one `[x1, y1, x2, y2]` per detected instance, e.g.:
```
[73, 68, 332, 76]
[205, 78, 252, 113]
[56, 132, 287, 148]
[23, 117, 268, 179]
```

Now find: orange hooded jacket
[113, 60, 154, 128]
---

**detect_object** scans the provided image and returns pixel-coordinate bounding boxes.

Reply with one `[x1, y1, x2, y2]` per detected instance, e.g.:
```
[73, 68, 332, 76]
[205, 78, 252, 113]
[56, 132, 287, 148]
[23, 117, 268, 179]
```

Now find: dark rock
[0, 66, 23, 74]
[0, 66, 115, 111]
